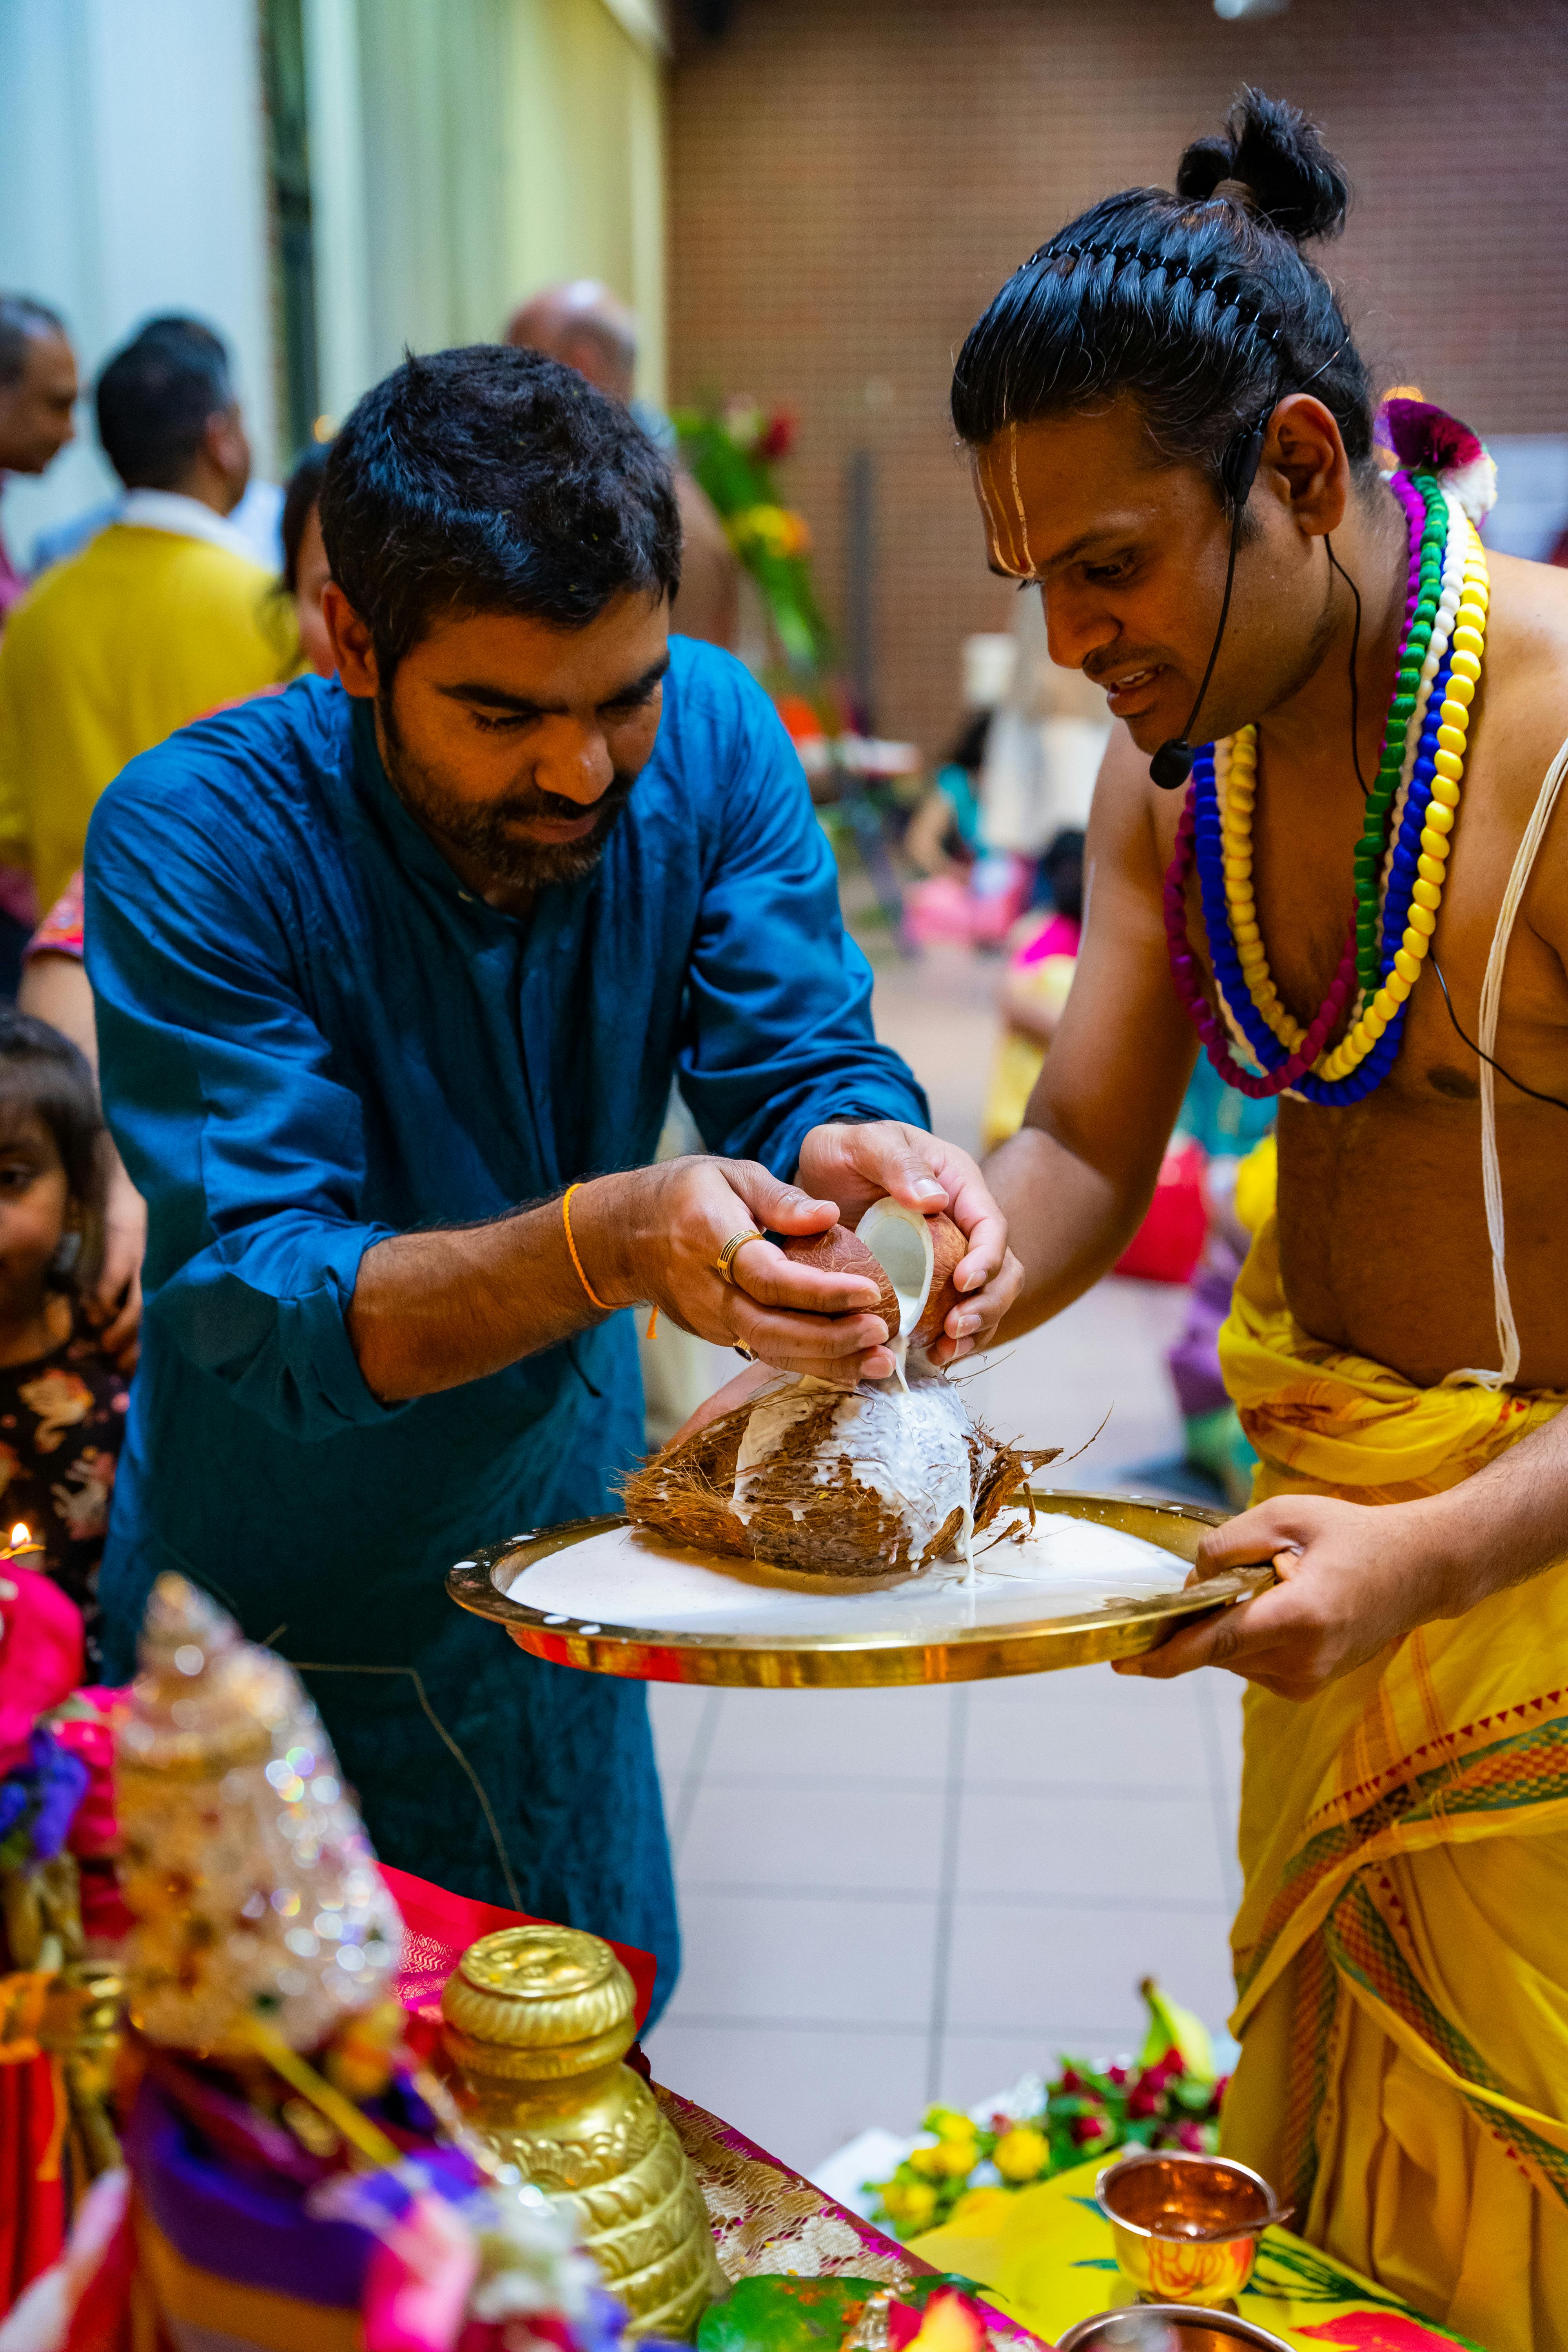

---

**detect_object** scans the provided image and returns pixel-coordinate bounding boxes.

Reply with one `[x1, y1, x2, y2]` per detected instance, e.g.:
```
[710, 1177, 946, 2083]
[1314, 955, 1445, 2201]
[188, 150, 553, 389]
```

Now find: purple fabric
[127, 2078, 372, 2308]
[1166, 1242, 1241, 1421]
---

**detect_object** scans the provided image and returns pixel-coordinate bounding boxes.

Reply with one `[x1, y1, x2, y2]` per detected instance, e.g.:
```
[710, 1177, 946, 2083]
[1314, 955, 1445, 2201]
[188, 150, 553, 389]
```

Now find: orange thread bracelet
[561, 1183, 612, 1313]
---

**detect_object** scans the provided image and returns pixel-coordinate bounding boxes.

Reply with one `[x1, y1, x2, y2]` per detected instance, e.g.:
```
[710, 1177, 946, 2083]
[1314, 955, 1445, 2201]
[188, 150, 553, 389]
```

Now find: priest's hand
[1112, 1492, 1465, 1700]
[796, 1120, 1022, 1364]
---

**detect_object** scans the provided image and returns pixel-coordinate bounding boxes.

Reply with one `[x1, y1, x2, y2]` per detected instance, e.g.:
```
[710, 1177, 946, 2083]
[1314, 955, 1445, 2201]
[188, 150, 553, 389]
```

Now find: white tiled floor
[641, 944, 1248, 2179]
[644, 1668, 1245, 2174]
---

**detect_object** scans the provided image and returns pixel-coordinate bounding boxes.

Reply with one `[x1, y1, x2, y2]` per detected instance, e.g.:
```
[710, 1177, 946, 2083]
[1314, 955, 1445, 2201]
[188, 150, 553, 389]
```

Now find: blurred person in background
[0, 316, 297, 917]
[29, 314, 287, 578]
[506, 279, 740, 650]
[0, 296, 78, 632]
[0, 297, 80, 991]
[981, 826, 1083, 1152]
[904, 709, 989, 876]
[16, 440, 338, 1376]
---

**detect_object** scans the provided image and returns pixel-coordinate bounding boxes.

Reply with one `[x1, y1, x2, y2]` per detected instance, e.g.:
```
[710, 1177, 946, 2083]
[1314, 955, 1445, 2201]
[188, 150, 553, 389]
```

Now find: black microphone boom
[1150, 412, 1268, 790]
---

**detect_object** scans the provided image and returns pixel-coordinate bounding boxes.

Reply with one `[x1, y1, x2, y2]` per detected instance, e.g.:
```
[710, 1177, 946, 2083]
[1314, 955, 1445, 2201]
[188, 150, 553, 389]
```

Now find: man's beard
[379, 697, 637, 891]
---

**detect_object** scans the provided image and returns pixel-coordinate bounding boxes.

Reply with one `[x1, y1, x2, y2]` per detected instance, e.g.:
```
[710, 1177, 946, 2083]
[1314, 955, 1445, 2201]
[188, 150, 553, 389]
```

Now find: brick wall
[668, 0, 1568, 755]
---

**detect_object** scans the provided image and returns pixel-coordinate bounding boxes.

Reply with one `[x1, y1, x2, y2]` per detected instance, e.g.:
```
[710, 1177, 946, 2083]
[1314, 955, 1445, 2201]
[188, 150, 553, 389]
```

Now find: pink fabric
[26, 868, 83, 962]
[0, 508, 25, 631]
[363, 2192, 480, 2352]
[1013, 914, 1080, 969]
[0, 1566, 84, 1774]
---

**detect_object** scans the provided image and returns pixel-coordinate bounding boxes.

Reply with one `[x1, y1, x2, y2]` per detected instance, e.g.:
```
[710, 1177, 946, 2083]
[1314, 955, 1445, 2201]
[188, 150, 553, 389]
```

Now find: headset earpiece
[1219, 414, 1268, 512]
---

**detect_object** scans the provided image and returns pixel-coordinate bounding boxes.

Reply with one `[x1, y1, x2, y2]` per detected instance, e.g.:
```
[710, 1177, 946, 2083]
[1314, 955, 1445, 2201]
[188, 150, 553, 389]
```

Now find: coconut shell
[621, 1370, 1063, 1586]
[910, 1211, 967, 1347]
[780, 1224, 901, 1338]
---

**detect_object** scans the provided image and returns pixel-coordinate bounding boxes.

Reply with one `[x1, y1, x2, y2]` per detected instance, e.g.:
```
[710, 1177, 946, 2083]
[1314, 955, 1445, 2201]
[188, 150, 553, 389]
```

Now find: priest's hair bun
[1176, 86, 1350, 245]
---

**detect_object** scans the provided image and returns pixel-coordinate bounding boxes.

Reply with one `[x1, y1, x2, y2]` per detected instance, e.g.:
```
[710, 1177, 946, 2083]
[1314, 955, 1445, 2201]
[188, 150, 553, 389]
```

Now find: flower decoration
[673, 396, 831, 675]
[0, 1724, 89, 1869]
[866, 1980, 1225, 2241]
[1376, 396, 1497, 525]
[728, 504, 813, 564]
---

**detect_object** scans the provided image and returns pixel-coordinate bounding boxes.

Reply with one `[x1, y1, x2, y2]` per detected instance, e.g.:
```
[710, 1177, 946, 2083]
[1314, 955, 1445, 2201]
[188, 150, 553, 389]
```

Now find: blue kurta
[85, 643, 927, 2020]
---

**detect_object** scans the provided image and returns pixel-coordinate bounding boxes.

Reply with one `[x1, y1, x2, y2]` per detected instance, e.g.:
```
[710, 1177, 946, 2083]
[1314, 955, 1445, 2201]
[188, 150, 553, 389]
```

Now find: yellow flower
[908, 2144, 947, 2179]
[935, 2134, 979, 2177]
[993, 2125, 1051, 2183]
[950, 2184, 1014, 2228]
[883, 2178, 938, 2228]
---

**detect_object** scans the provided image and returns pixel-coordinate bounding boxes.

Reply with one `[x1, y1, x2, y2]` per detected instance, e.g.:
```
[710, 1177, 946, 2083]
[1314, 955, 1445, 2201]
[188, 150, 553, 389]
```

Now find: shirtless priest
[953, 92, 1568, 2350]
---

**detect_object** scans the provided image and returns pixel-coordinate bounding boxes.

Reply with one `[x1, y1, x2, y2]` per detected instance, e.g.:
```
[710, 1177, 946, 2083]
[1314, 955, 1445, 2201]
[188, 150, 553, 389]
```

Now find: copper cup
[1057, 2308, 1293, 2350]
[1095, 2151, 1289, 2307]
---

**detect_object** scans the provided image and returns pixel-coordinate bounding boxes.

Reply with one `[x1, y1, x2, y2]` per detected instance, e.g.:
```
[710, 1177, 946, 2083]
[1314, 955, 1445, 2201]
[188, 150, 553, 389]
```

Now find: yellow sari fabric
[1217, 1173, 1568, 2349]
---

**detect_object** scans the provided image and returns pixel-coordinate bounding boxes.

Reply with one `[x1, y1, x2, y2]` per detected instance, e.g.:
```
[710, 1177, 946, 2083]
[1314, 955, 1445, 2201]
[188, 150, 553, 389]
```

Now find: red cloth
[381, 1864, 658, 2031]
[0, 2051, 68, 2312]
[1113, 1135, 1208, 1286]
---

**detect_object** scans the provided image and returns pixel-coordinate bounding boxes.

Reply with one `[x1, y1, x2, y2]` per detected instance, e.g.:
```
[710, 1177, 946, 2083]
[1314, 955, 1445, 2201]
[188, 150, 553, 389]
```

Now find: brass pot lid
[443, 1924, 636, 2067]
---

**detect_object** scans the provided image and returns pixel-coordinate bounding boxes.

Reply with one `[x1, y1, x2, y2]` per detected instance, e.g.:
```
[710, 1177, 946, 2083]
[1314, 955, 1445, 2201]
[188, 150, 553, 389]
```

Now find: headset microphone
[1149, 410, 1269, 790]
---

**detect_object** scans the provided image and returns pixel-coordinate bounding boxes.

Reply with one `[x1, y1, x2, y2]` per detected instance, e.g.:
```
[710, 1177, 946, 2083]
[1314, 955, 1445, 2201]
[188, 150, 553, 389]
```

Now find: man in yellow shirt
[0, 316, 297, 911]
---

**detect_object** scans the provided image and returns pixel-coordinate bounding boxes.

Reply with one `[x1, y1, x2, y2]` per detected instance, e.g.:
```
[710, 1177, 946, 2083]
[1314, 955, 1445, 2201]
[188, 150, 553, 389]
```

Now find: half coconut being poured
[623, 1198, 1056, 1588]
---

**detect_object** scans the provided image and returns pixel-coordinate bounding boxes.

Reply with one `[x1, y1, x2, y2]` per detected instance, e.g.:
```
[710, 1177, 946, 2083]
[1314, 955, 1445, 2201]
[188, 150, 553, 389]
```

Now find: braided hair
[951, 89, 1373, 500]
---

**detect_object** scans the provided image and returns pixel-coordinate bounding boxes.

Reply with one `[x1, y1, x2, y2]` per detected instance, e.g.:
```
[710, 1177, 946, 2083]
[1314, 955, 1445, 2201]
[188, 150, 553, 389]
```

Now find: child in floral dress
[0, 1012, 127, 1667]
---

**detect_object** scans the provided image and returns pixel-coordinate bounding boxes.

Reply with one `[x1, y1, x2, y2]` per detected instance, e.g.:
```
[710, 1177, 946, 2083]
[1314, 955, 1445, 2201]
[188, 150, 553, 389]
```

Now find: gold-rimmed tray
[446, 1486, 1267, 1690]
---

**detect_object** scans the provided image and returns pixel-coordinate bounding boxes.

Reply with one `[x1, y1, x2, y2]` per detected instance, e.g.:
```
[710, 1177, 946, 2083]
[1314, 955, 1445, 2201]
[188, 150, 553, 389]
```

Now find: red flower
[1127, 2082, 1162, 2121]
[1057, 2067, 1084, 2094]
[1105, 2065, 1129, 2088]
[757, 409, 797, 461]
[1070, 2112, 1110, 2146]
[1212, 2073, 1230, 2108]
[1174, 2122, 1207, 2154]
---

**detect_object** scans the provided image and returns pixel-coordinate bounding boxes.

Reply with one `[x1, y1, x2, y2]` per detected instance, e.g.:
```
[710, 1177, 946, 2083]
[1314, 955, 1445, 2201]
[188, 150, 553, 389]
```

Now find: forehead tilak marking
[1007, 423, 1035, 575]
[973, 446, 1027, 579]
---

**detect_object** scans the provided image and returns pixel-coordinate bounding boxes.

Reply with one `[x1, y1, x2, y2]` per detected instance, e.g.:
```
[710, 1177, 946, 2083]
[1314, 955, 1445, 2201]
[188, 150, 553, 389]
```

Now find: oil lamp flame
[9, 1523, 28, 1550]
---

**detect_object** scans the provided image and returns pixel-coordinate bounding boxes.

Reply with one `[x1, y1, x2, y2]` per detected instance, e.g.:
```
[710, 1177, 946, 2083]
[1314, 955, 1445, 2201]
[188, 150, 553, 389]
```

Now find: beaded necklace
[1163, 467, 1490, 1105]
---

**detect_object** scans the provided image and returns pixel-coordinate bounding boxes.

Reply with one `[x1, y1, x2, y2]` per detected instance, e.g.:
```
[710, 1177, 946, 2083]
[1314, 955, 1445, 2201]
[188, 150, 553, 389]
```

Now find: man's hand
[1114, 1492, 1467, 1700]
[577, 1154, 900, 1385]
[796, 1121, 1022, 1365]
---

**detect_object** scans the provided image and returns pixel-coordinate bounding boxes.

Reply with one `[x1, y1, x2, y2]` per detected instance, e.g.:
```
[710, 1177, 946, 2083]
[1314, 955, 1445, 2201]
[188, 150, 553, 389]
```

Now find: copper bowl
[1095, 2151, 1289, 2307]
[1057, 2310, 1292, 2351]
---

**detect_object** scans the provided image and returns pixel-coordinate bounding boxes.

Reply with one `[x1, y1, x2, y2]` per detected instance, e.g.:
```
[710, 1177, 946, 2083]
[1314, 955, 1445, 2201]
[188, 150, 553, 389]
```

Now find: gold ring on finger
[733, 1343, 754, 1361]
[715, 1229, 763, 1285]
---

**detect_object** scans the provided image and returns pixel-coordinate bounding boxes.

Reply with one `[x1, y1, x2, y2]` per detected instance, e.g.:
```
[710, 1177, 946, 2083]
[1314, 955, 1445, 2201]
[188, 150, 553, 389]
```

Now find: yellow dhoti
[1218, 1180, 1568, 2348]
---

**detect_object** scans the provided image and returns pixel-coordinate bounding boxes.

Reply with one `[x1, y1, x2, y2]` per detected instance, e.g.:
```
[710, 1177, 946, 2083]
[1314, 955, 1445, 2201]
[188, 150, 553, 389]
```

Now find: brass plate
[446, 1487, 1268, 1690]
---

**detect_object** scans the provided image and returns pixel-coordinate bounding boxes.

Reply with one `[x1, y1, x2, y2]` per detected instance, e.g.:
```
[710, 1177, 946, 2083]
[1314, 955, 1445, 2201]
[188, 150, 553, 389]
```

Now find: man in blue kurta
[84, 347, 1021, 2022]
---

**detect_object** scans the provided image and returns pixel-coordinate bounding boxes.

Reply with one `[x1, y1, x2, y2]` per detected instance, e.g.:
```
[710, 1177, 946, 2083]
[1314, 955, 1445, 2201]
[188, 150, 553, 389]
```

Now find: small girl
[0, 1012, 128, 1668]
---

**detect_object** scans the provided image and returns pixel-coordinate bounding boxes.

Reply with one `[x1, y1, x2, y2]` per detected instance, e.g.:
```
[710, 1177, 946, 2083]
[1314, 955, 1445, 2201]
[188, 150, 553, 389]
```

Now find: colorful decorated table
[906, 2167, 1481, 2350]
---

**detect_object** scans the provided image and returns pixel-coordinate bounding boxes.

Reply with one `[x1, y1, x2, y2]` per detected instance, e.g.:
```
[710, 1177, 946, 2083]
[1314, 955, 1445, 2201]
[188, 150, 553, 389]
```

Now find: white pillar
[302, 0, 374, 427]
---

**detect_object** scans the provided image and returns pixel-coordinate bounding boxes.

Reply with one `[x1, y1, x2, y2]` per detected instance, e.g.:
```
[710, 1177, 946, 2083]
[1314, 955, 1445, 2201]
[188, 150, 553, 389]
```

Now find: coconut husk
[621, 1373, 1058, 1584]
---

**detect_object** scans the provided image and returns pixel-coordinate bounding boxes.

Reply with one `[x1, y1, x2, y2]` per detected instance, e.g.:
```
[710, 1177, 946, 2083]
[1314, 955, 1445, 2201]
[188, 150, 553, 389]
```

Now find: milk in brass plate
[446, 1486, 1273, 1690]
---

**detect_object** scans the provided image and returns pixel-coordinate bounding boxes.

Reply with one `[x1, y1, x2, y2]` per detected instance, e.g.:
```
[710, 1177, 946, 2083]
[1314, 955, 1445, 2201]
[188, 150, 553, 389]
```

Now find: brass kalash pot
[443, 1924, 724, 2339]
